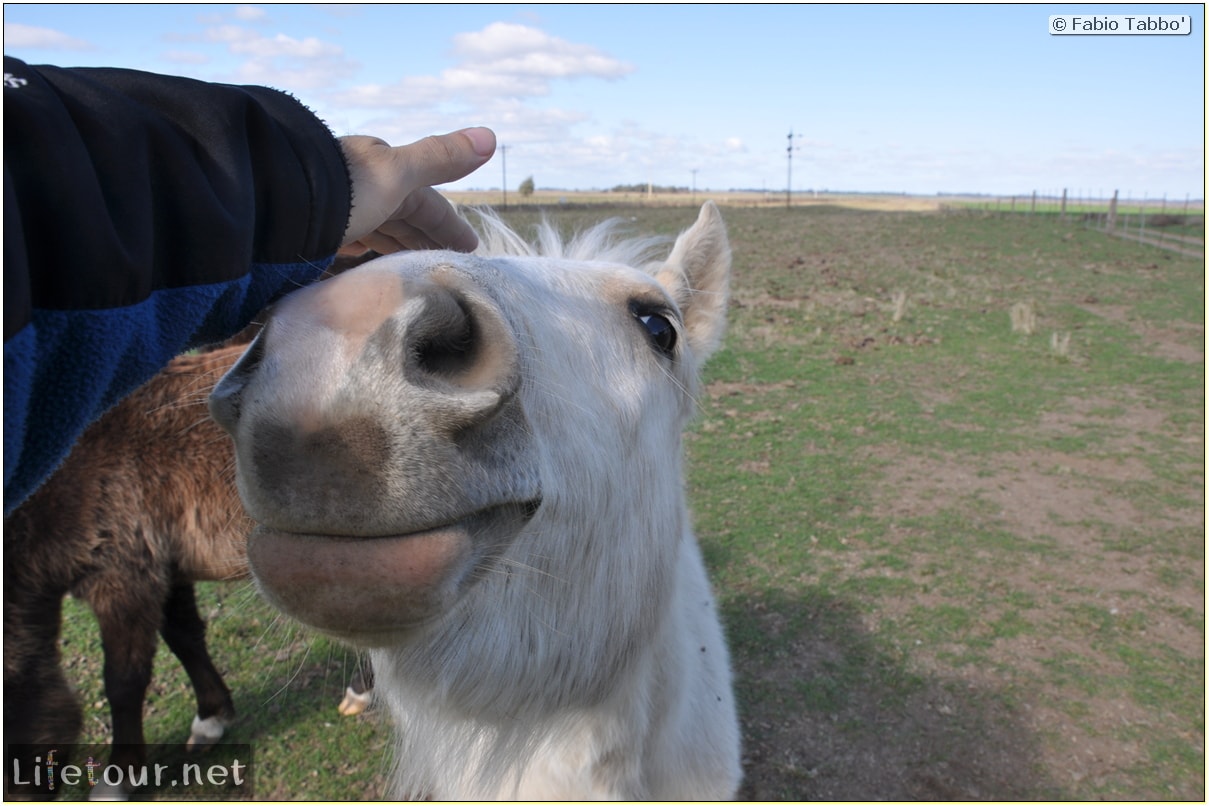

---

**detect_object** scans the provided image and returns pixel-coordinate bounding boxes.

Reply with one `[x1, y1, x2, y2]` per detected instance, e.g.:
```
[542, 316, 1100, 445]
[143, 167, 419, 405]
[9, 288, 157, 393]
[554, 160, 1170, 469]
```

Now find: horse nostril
[405, 282, 519, 408]
[415, 301, 475, 379]
[209, 329, 267, 432]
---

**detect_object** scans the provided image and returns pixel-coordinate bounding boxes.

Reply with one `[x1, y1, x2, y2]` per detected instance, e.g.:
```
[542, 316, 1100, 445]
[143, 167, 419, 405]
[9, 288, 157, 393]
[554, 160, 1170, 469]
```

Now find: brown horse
[4, 319, 375, 799]
[4, 341, 250, 798]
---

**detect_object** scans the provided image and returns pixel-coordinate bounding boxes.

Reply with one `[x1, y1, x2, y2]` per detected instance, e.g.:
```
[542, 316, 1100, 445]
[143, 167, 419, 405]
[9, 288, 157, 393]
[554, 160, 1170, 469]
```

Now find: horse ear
[654, 201, 731, 363]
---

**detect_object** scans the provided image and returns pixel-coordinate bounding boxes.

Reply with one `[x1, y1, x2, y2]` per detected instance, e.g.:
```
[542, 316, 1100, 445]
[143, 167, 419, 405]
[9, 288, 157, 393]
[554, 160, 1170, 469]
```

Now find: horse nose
[212, 267, 519, 435]
[209, 264, 526, 532]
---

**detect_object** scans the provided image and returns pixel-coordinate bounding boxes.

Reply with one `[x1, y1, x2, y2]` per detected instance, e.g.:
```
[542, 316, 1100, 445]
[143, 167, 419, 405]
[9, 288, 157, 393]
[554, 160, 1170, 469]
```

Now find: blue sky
[4, 3, 1204, 197]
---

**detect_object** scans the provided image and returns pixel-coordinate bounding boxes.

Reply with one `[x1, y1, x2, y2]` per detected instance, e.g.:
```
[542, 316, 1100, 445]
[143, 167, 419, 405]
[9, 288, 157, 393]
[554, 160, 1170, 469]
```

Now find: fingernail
[461, 127, 496, 158]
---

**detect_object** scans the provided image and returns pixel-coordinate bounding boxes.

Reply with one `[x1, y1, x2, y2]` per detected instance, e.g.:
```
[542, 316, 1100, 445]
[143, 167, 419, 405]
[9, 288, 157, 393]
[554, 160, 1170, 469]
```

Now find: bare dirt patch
[870, 447, 1201, 591]
[830, 442, 1205, 798]
[1079, 303, 1205, 364]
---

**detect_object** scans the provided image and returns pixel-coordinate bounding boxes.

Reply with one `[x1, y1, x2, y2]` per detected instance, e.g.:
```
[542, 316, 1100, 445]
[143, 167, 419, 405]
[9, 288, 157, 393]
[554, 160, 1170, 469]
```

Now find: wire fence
[941, 190, 1205, 258]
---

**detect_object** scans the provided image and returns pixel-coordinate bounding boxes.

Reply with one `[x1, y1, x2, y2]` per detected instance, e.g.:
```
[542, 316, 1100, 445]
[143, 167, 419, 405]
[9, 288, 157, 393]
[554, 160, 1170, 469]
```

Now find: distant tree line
[610, 184, 691, 194]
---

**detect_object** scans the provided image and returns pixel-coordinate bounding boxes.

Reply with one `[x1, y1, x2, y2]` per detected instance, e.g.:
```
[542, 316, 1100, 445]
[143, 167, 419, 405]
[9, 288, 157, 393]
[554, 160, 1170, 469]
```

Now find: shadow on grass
[224, 644, 376, 738]
[722, 587, 1061, 801]
[220, 645, 391, 799]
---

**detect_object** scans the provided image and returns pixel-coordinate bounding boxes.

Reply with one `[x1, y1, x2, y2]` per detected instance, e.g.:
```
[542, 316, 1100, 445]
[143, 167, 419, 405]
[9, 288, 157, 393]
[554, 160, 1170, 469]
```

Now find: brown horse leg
[3, 588, 84, 798]
[158, 583, 236, 748]
[87, 586, 164, 799]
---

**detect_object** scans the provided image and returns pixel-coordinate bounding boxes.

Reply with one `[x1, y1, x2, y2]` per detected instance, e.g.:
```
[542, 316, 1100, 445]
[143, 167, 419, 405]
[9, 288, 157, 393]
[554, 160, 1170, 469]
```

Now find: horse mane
[467, 206, 670, 270]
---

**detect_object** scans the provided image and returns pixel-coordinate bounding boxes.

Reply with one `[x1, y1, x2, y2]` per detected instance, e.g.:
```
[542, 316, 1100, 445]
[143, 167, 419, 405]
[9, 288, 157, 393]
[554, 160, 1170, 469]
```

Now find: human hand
[340, 127, 496, 254]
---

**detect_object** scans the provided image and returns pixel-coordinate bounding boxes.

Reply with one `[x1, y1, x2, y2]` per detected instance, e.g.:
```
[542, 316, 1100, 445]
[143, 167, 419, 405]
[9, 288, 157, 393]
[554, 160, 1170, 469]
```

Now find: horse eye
[637, 312, 677, 357]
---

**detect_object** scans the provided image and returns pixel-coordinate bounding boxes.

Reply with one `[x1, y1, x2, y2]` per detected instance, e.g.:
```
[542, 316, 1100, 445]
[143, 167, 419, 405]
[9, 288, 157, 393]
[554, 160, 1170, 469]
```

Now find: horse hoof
[185, 713, 228, 750]
[338, 686, 373, 716]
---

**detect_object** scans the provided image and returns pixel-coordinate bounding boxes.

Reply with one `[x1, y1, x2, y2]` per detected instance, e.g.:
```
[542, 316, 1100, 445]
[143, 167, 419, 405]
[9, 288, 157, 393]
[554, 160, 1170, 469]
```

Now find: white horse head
[210, 202, 740, 799]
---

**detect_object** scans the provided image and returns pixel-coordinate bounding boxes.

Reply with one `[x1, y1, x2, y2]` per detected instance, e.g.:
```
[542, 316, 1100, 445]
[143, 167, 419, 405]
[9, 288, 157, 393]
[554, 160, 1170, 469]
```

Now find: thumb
[340, 128, 495, 247]
[392, 127, 497, 193]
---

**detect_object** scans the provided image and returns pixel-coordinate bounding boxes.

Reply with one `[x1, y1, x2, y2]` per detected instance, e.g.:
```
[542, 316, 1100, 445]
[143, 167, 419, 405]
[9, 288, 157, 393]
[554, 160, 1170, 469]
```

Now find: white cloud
[199, 23, 358, 89]
[318, 20, 638, 186]
[316, 20, 638, 182]
[443, 67, 554, 99]
[336, 21, 633, 113]
[234, 6, 268, 23]
[453, 22, 555, 60]
[3, 23, 93, 50]
[525, 121, 693, 188]
[341, 80, 443, 110]
[477, 100, 591, 142]
[312, 4, 364, 19]
[198, 6, 267, 25]
[452, 21, 633, 80]
[233, 55, 358, 90]
[229, 33, 343, 60]
[205, 24, 260, 46]
[350, 102, 590, 155]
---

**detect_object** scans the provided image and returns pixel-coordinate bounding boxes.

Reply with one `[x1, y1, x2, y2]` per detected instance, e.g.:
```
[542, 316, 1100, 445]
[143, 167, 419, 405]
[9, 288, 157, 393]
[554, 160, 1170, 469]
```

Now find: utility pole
[691, 168, 698, 204]
[500, 144, 508, 210]
[786, 129, 802, 209]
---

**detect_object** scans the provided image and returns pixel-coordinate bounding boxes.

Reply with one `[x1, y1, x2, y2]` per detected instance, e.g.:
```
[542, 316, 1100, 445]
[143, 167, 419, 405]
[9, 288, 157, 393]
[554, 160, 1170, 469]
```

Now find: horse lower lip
[248, 523, 470, 585]
[273, 525, 459, 542]
[245, 499, 540, 642]
[246, 524, 474, 639]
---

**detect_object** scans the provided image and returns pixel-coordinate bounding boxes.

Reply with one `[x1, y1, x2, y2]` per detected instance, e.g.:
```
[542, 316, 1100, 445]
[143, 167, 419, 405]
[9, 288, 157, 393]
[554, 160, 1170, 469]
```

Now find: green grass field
[56, 202, 1204, 799]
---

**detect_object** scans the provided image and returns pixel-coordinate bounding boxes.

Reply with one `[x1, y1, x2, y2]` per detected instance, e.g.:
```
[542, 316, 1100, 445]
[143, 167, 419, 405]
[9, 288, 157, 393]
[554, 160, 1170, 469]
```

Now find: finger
[390, 187, 479, 252]
[355, 230, 413, 255]
[356, 226, 438, 255]
[377, 217, 458, 252]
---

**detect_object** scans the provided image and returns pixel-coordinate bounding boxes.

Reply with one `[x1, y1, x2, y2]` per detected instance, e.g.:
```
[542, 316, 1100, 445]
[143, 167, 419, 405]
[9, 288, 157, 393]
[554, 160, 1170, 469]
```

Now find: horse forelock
[468, 207, 670, 271]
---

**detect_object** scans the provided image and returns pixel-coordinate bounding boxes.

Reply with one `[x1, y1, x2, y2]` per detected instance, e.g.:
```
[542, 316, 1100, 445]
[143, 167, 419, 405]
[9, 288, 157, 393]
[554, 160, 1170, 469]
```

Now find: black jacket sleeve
[4, 55, 351, 337]
[3, 56, 352, 514]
